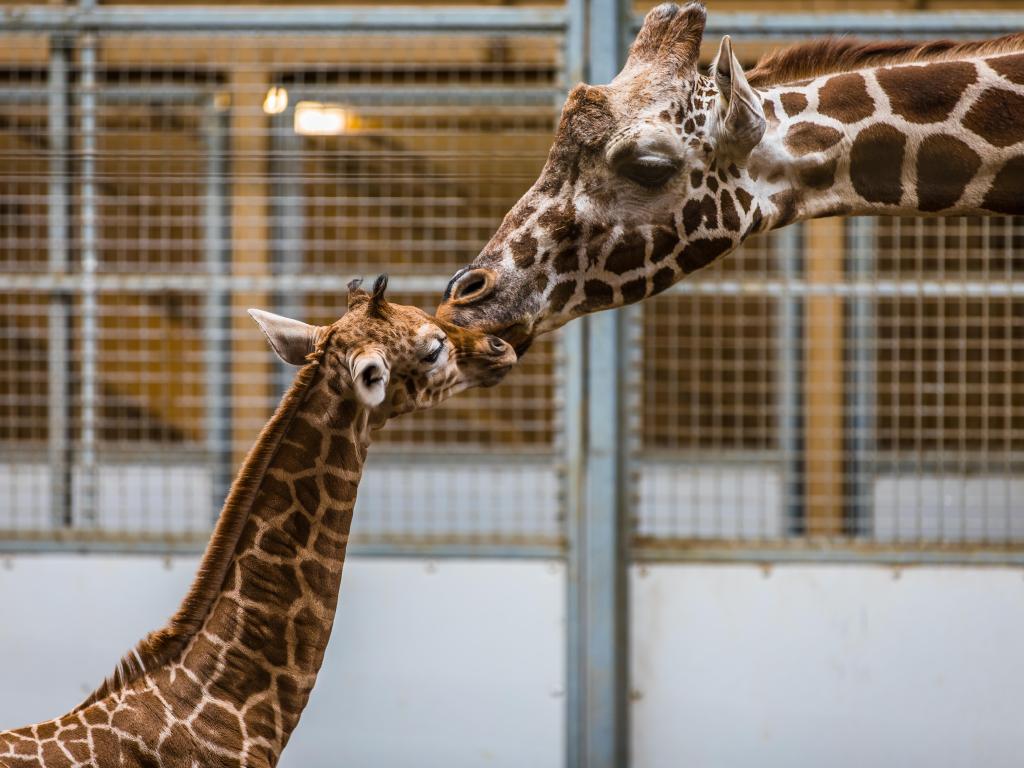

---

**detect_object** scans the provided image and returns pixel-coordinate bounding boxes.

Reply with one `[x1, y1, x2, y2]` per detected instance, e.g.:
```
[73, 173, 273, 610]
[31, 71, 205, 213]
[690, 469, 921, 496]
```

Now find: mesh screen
[0, 29, 564, 547]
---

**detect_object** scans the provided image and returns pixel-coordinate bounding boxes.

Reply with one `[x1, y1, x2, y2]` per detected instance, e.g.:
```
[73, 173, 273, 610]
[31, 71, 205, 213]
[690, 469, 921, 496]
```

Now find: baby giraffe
[0, 276, 515, 768]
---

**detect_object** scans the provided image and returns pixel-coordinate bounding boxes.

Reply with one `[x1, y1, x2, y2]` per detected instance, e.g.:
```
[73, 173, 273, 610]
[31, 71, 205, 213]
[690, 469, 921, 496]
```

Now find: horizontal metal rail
[0, 533, 565, 559]
[665, 278, 1024, 299]
[633, 539, 1024, 567]
[0, 272, 450, 294]
[3, 273, 1018, 299]
[699, 12, 1024, 39]
[0, 5, 568, 33]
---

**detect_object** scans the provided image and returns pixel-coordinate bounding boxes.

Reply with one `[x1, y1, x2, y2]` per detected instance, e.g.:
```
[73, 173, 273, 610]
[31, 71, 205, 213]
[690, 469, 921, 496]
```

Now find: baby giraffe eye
[422, 339, 445, 364]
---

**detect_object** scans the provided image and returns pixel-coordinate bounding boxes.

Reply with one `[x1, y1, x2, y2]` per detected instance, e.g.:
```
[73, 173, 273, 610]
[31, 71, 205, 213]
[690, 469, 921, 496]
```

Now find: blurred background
[0, 0, 1022, 766]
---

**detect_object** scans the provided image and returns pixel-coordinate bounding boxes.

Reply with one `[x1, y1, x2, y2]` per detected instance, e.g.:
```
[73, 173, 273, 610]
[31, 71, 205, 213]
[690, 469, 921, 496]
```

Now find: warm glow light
[293, 101, 352, 136]
[262, 86, 288, 115]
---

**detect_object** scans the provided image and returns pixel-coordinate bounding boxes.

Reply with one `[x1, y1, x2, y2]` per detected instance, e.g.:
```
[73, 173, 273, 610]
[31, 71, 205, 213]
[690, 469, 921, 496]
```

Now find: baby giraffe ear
[347, 277, 368, 310]
[248, 308, 318, 366]
[712, 35, 766, 160]
[350, 350, 390, 408]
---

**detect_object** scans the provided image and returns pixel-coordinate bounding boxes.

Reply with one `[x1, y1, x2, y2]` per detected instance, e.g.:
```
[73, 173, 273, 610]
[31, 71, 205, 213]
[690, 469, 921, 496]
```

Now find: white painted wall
[4, 555, 1022, 768]
[0, 555, 566, 768]
[631, 563, 1024, 768]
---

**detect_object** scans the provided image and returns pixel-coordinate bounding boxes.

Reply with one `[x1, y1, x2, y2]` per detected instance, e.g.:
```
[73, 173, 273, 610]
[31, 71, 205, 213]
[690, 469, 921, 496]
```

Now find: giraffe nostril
[487, 336, 508, 355]
[449, 268, 496, 305]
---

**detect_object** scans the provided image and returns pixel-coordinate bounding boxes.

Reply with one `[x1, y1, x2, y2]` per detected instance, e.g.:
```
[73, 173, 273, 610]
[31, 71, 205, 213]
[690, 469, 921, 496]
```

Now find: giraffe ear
[712, 35, 766, 159]
[624, 2, 706, 75]
[248, 308, 318, 366]
[350, 350, 390, 408]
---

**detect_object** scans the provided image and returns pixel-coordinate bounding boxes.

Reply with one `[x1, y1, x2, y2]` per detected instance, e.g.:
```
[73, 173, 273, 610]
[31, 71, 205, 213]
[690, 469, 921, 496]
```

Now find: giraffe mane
[746, 32, 1024, 88]
[74, 331, 334, 711]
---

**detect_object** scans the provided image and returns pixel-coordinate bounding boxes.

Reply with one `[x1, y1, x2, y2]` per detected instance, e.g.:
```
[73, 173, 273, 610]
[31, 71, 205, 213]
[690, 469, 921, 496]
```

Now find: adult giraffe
[439, 0, 1024, 349]
[0, 277, 515, 768]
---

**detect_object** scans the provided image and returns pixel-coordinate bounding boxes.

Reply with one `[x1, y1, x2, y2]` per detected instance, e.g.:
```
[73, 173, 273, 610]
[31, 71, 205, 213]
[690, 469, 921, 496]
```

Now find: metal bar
[774, 225, 803, 535]
[271, 109, 305, 395]
[0, 273, 452, 293]
[846, 218, 877, 536]
[624, 11, 1024, 38]
[632, 543, 1024, 568]
[203, 100, 232, 521]
[0, 6, 569, 33]
[3, 271, 1023, 298]
[47, 35, 71, 529]
[77, 33, 98, 526]
[287, 88, 563, 107]
[562, 4, 586, 765]
[569, 0, 631, 764]
[0, 536, 565, 559]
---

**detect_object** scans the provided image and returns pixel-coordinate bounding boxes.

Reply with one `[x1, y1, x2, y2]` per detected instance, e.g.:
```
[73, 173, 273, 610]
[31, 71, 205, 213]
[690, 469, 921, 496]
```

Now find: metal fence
[0, 5, 1022, 560]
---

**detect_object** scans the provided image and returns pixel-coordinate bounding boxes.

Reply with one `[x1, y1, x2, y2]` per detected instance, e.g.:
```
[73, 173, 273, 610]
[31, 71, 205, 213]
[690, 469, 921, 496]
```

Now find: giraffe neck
[754, 52, 1024, 227]
[169, 363, 369, 762]
[72, 349, 371, 766]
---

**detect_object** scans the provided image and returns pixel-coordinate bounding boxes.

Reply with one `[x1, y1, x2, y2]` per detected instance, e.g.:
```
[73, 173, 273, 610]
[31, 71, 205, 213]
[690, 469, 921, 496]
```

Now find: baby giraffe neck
[173, 366, 370, 765]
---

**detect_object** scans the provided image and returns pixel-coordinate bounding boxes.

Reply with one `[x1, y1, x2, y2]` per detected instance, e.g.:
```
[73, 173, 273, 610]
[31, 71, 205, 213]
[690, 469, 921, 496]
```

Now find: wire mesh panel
[633, 217, 1024, 553]
[0, 26, 566, 550]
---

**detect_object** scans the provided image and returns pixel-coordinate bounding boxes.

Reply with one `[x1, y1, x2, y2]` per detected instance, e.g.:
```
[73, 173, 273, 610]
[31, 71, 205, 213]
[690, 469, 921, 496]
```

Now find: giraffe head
[439, 1, 768, 351]
[250, 275, 516, 421]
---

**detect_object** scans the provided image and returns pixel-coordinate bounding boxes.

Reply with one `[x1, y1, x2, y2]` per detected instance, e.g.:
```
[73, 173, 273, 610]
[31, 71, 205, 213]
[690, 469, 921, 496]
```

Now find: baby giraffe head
[249, 275, 517, 423]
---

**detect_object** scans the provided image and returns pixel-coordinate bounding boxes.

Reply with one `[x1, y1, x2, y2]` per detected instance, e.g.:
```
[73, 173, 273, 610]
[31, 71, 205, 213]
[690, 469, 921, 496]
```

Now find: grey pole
[47, 34, 72, 528]
[846, 217, 877, 535]
[775, 224, 804, 534]
[203, 101, 232, 520]
[78, 31, 99, 524]
[566, 0, 631, 764]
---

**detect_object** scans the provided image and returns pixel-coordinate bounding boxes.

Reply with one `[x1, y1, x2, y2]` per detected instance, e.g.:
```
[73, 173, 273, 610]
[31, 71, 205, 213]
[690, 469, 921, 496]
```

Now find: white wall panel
[0, 555, 565, 768]
[631, 563, 1024, 768]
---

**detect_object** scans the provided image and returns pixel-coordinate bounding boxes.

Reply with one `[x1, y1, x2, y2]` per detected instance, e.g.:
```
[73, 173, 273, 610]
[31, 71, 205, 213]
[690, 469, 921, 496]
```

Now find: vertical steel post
[271, 109, 305, 395]
[204, 101, 232, 519]
[562, 1, 587, 765]
[775, 224, 804, 534]
[566, 0, 631, 764]
[78, 32, 99, 524]
[47, 35, 72, 527]
[846, 217, 876, 535]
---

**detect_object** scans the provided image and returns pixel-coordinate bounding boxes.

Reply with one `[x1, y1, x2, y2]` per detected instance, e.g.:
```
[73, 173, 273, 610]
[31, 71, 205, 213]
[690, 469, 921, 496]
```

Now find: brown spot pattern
[781, 92, 808, 116]
[988, 53, 1024, 85]
[981, 156, 1024, 214]
[799, 159, 838, 190]
[720, 190, 740, 232]
[876, 61, 976, 123]
[785, 122, 843, 157]
[962, 88, 1024, 148]
[916, 134, 981, 212]
[818, 72, 874, 123]
[604, 230, 647, 275]
[850, 123, 906, 205]
[678, 238, 734, 273]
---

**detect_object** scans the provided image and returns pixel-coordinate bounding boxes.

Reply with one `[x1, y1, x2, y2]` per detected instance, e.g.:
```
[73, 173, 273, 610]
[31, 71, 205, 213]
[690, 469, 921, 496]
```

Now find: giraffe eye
[423, 340, 445, 364]
[618, 155, 679, 188]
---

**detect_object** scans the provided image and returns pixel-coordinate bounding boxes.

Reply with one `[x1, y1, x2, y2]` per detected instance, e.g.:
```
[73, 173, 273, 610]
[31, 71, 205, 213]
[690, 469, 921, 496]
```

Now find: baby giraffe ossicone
[0, 275, 515, 768]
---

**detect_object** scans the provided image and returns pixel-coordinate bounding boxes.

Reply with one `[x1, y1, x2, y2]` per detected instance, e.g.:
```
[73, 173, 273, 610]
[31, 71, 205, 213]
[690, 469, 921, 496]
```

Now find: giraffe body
[438, 1, 1024, 347]
[0, 277, 515, 768]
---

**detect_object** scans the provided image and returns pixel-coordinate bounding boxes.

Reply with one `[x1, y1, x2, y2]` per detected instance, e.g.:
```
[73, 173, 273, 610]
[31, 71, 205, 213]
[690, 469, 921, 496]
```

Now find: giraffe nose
[487, 335, 508, 355]
[445, 267, 496, 306]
